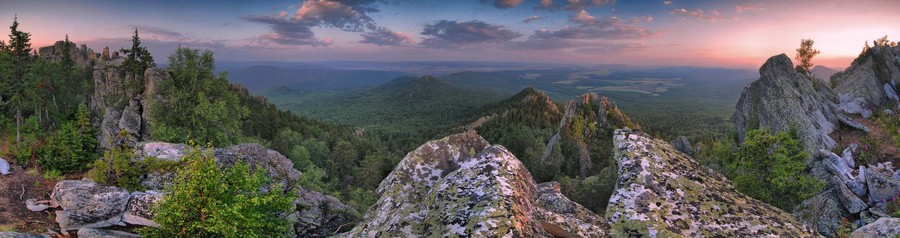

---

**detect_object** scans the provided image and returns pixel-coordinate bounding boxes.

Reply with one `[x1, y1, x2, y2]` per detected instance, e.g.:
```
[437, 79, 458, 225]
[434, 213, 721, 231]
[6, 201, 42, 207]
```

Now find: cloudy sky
[2, 0, 899, 69]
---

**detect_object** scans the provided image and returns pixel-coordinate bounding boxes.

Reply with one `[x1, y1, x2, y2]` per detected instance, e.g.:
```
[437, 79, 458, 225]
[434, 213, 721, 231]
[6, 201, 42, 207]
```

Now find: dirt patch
[0, 162, 59, 233]
[831, 115, 900, 166]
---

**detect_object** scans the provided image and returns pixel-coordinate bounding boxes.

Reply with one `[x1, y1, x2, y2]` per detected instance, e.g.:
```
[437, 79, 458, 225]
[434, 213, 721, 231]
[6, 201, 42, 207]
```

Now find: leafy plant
[723, 129, 824, 211]
[140, 144, 294, 238]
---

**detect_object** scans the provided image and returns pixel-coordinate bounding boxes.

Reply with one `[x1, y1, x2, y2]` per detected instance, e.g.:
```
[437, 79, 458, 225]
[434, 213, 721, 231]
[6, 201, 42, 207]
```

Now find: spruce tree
[120, 28, 155, 79]
[7, 15, 33, 143]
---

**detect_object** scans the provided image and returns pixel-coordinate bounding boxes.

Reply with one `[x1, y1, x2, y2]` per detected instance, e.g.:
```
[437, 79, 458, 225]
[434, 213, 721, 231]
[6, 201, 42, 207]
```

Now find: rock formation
[851, 218, 900, 238]
[91, 62, 170, 149]
[733, 54, 868, 154]
[340, 131, 609, 237]
[37, 41, 96, 66]
[669, 135, 694, 156]
[833, 44, 900, 111]
[607, 129, 819, 237]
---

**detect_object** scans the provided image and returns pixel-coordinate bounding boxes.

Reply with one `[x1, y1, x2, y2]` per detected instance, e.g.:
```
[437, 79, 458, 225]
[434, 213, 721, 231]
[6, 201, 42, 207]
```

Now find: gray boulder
[851, 218, 900, 238]
[122, 191, 163, 227]
[609, 130, 818, 237]
[139, 172, 175, 191]
[669, 136, 694, 156]
[25, 199, 52, 212]
[884, 84, 899, 102]
[733, 54, 867, 154]
[51, 180, 130, 233]
[76, 228, 141, 238]
[794, 188, 847, 238]
[848, 180, 867, 198]
[838, 93, 874, 118]
[0, 158, 9, 175]
[842, 146, 856, 168]
[824, 150, 853, 180]
[286, 187, 361, 237]
[831, 176, 868, 214]
[865, 167, 900, 206]
[134, 142, 189, 161]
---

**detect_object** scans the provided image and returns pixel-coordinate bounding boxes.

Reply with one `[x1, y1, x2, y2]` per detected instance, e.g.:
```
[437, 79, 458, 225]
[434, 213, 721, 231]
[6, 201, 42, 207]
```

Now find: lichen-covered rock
[286, 187, 361, 237]
[608, 129, 819, 237]
[139, 172, 175, 191]
[122, 191, 163, 227]
[76, 228, 141, 238]
[50, 180, 130, 233]
[213, 143, 301, 193]
[733, 54, 867, 154]
[864, 167, 900, 206]
[794, 188, 847, 238]
[851, 218, 900, 238]
[342, 131, 603, 237]
[534, 182, 608, 238]
[134, 142, 189, 161]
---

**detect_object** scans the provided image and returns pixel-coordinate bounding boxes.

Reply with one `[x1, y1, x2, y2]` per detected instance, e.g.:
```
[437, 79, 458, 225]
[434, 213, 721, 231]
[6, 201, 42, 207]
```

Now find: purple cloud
[420, 20, 522, 48]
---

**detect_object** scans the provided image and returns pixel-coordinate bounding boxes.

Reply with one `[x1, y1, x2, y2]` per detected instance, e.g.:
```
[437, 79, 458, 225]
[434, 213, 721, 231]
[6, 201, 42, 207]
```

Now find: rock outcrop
[91, 61, 171, 149]
[50, 180, 130, 233]
[607, 129, 819, 237]
[38, 41, 97, 66]
[733, 54, 867, 154]
[341, 131, 609, 237]
[669, 135, 694, 156]
[833, 44, 900, 111]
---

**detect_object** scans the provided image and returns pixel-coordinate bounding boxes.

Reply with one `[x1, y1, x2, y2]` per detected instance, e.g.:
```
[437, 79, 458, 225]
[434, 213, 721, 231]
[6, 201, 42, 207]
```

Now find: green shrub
[723, 129, 824, 211]
[87, 146, 181, 191]
[140, 145, 294, 238]
[38, 105, 97, 173]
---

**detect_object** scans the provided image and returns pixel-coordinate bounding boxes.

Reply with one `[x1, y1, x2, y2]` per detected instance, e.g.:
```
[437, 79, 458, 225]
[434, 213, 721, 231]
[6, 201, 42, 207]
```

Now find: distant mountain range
[811, 65, 840, 80]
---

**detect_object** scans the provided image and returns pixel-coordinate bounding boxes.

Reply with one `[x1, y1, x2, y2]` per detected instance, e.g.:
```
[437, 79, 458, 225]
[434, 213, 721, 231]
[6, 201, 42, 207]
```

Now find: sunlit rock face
[341, 131, 609, 237]
[606, 129, 820, 237]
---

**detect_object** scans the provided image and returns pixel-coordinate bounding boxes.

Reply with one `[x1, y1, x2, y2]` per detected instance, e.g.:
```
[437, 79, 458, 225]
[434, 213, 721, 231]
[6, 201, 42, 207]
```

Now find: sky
[1, 0, 899, 69]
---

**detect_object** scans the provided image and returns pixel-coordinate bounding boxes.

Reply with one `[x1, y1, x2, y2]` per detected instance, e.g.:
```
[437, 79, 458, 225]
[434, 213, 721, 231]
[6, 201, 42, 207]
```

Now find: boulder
[122, 191, 163, 227]
[341, 131, 603, 237]
[669, 136, 694, 156]
[0, 158, 9, 175]
[134, 142, 189, 161]
[884, 84, 899, 102]
[865, 167, 900, 206]
[139, 172, 175, 191]
[609, 129, 818, 237]
[823, 150, 853, 180]
[838, 93, 874, 118]
[533, 182, 608, 238]
[76, 228, 140, 238]
[851, 218, 900, 238]
[794, 188, 847, 238]
[285, 187, 361, 237]
[50, 180, 130, 233]
[842, 146, 856, 168]
[830, 176, 868, 214]
[848, 180, 867, 198]
[733, 54, 867, 154]
[213, 143, 301, 193]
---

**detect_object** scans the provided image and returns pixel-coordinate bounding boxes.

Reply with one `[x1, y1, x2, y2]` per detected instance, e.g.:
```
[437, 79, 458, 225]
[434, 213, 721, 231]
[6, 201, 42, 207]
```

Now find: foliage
[140, 145, 294, 238]
[151, 46, 248, 146]
[875, 35, 897, 47]
[795, 39, 821, 74]
[722, 129, 824, 210]
[835, 217, 854, 238]
[87, 146, 181, 191]
[887, 195, 900, 218]
[120, 29, 155, 79]
[37, 104, 97, 173]
[556, 166, 618, 212]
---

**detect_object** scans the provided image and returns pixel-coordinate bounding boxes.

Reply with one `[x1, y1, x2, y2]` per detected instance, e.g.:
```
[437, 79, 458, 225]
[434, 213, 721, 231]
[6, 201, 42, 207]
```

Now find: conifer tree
[7, 15, 33, 143]
[120, 28, 155, 87]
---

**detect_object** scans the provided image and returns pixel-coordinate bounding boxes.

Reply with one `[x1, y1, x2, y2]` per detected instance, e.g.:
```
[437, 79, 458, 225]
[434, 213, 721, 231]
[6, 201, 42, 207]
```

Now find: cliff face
[607, 129, 820, 237]
[90, 60, 169, 149]
[732, 54, 867, 153]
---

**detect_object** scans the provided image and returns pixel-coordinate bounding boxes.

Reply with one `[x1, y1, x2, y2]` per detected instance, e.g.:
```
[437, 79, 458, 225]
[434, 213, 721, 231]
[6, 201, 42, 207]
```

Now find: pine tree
[120, 28, 155, 81]
[794, 39, 820, 77]
[7, 15, 33, 143]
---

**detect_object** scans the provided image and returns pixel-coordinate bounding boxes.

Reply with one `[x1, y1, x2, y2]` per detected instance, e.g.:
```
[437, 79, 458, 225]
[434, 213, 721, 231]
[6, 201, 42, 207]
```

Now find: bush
[723, 129, 824, 211]
[87, 146, 180, 191]
[140, 145, 294, 237]
[38, 105, 97, 173]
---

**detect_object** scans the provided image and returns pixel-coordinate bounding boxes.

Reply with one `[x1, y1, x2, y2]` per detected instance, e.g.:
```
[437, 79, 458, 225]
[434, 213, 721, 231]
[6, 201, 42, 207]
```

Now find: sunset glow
[2, 0, 899, 69]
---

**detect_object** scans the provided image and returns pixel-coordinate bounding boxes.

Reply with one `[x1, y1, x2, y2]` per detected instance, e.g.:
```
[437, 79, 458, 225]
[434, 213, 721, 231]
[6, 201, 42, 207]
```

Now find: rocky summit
[340, 131, 609, 237]
[732, 53, 868, 153]
[607, 129, 819, 237]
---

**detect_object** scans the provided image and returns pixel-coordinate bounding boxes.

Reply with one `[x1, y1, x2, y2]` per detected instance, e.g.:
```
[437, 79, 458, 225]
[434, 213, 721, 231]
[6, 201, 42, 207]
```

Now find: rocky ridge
[833, 44, 900, 113]
[607, 129, 819, 237]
